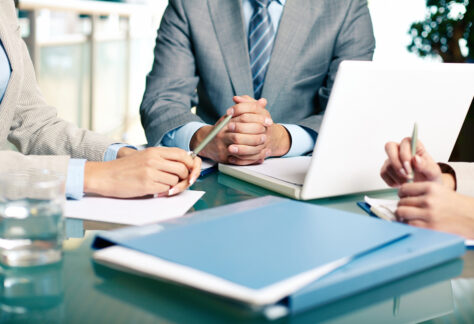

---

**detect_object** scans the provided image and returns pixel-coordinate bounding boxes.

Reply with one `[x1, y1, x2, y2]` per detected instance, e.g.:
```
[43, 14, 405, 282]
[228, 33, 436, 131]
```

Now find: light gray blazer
[140, 0, 376, 146]
[0, 0, 114, 175]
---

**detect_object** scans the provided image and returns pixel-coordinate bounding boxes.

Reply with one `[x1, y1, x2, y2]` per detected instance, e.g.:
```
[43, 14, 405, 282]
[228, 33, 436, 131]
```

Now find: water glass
[0, 169, 65, 267]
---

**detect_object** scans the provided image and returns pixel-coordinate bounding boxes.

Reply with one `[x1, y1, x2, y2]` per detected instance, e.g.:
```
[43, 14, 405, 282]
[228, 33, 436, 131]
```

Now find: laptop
[218, 61, 474, 200]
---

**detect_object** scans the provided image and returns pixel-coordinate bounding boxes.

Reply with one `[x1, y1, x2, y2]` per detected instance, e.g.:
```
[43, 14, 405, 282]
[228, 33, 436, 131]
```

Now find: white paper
[201, 158, 216, 171]
[364, 196, 398, 222]
[233, 156, 311, 185]
[65, 190, 205, 225]
[466, 240, 474, 247]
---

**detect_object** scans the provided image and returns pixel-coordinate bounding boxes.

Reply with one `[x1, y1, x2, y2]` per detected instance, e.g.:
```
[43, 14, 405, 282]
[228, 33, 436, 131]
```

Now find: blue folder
[93, 196, 465, 313]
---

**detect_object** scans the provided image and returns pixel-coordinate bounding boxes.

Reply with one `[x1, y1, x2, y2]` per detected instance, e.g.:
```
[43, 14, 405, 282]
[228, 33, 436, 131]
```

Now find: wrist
[270, 124, 291, 157]
[441, 173, 456, 190]
[190, 126, 212, 151]
[116, 147, 136, 159]
[83, 161, 103, 194]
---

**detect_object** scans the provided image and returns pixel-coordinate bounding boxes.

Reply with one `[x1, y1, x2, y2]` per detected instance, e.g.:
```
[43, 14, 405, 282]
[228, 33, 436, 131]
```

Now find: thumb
[413, 154, 442, 182]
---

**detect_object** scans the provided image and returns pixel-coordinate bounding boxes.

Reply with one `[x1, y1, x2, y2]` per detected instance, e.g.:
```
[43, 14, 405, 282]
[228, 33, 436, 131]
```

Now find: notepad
[65, 190, 204, 225]
[364, 196, 398, 221]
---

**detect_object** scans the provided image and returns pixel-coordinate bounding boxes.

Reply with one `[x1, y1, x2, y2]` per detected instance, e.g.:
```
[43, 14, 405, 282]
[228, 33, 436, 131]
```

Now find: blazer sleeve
[0, 151, 69, 177]
[5, 2, 115, 162]
[139, 0, 203, 147]
[298, 0, 376, 132]
[448, 162, 474, 197]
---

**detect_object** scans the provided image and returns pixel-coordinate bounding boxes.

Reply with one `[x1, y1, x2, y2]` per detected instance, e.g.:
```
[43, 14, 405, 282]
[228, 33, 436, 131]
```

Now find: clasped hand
[192, 95, 291, 165]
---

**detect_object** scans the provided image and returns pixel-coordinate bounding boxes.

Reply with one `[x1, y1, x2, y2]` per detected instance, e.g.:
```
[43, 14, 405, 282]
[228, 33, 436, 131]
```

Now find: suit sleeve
[447, 162, 474, 197]
[5, 2, 114, 162]
[140, 0, 203, 147]
[297, 0, 376, 132]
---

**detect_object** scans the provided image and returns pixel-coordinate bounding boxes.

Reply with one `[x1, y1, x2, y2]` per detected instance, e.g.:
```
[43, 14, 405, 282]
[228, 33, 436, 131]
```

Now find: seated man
[140, 0, 375, 165]
[0, 1, 200, 199]
[381, 137, 474, 239]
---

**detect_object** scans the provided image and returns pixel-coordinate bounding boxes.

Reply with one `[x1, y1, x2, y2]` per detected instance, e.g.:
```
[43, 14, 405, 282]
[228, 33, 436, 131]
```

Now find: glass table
[1, 171, 473, 323]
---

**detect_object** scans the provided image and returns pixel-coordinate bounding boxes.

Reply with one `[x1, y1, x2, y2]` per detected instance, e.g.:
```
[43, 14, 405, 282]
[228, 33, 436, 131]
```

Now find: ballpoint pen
[408, 123, 418, 183]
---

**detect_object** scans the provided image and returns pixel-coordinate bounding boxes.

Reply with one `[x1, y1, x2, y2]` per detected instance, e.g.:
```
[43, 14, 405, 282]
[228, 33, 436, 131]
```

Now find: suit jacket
[0, 0, 114, 175]
[140, 0, 376, 146]
[449, 163, 474, 197]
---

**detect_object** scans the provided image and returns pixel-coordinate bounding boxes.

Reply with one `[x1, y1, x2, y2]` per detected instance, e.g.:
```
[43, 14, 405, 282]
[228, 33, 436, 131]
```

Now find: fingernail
[229, 146, 238, 153]
[399, 168, 407, 177]
[261, 135, 266, 143]
[229, 157, 236, 164]
[227, 108, 234, 116]
[403, 161, 413, 176]
[264, 118, 273, 126]
[235, 96, 243, 100]
[189, 177, 196, 186]
[168, 188, 176, 196]
[228, 123, 235, 131]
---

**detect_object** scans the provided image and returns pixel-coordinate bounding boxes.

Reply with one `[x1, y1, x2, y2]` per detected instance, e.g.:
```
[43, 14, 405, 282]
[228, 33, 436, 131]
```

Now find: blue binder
[92, 196, 465, 313]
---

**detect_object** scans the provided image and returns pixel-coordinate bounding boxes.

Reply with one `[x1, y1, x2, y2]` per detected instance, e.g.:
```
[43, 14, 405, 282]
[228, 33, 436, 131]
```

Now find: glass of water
[0, 169, 65, 267]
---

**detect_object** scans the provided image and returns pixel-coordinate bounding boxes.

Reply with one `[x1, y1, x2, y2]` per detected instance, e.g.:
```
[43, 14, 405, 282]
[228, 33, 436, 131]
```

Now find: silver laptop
[219, 61, 474, 200]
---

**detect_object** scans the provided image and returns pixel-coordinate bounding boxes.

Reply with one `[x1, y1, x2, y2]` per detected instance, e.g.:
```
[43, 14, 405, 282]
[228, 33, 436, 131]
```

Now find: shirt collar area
[244, 0, 286, 6]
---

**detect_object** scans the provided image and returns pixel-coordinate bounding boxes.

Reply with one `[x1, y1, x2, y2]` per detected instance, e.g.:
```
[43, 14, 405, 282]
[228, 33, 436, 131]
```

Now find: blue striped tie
[248, 0, 275, 99]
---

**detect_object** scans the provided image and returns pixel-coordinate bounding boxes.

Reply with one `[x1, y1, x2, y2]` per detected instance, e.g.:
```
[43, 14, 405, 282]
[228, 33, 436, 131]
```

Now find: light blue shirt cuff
[281, 124, 317, 157]
[66, 159, 87, 200]
[162, 122, 208, 151]
[103, 143, 137, 161]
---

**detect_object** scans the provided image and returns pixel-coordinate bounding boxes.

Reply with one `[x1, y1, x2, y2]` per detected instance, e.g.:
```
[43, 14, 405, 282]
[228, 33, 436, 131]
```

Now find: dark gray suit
[140, 0, 376, 147]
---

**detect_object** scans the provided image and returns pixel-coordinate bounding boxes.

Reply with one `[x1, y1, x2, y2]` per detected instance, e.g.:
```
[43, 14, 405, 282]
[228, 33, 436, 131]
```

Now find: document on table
[65, 190, 205, 226]
[233, 156, 311, 185]
[365, 196, 474, 247]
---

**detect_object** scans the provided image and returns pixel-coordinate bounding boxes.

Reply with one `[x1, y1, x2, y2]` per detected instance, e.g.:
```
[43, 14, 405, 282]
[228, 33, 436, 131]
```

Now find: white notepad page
[65, 190, 205, 225]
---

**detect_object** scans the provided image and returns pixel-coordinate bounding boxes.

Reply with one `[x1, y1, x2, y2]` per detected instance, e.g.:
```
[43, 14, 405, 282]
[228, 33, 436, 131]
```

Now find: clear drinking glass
[0, 169, 65, 267]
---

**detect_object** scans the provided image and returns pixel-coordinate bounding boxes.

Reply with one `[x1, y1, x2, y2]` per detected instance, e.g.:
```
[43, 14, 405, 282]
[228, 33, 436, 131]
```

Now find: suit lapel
[208, 0, 254, 97]
[261, 1, 323, 109]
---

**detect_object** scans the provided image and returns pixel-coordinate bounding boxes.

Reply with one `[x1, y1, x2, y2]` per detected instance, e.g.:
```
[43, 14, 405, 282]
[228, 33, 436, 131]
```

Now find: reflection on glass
[0, 262, 64, 323]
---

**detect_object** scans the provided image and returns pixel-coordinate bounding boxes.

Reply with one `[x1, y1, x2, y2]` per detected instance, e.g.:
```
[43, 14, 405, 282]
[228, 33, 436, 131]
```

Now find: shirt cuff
[66, 159, 87, 200]
[281, 124, 317, 157]
[162, 122, 208, 151]
[104, 143, 137, 161]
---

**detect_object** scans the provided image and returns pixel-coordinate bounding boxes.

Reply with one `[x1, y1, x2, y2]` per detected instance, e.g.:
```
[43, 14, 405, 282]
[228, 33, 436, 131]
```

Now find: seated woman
[380, 137, 474, 239]
[0, 1, 200, 199]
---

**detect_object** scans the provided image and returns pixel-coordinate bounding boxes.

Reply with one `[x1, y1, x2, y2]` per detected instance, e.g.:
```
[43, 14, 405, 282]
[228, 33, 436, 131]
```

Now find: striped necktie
[248, 0, 275, 99]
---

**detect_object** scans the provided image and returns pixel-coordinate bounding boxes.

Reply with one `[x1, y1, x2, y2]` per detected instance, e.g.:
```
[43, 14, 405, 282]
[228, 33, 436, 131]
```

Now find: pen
[408, 123, 418, 183]
[190, 114, 233, 158]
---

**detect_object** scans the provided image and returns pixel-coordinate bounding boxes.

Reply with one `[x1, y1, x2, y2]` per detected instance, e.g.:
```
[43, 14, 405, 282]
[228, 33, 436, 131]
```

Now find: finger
[231, 113, 272, 126]
[226, 133, 267, 147]
[147, 183, 171, 196]
[233, 95, 256, 103]
[412, 154, 442, 182]
[153, 147, 195, 170]
[384, 142, 406, 180]
[154, 170, 180, 187]
[386, 164, 405, 186]
[406, 219, 429, 228]
[228, 143, 268, 156]
[227, 156, 264, 166]
[398, 196, 426, 207]
[155, 159, 190, 180]
[399, 137, 413, 173]
[381, 168, 399, 188]
[396, 205, 429, 221]
[189, 157, 202, 185]
[398, 182, 431, 198]
[168, 180, 188, 196]
[227, 122, 266, 134]
[230, 149, 271, 161]
[227, 102, 272, 120]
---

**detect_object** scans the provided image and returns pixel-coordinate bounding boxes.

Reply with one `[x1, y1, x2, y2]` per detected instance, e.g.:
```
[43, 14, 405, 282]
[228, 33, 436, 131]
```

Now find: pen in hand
[190, 114, 233, 158]
[407, 123, 418, 183]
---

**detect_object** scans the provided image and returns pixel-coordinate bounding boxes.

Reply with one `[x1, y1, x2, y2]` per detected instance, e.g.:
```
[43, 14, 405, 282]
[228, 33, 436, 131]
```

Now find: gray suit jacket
[0, 0, 114, 175]
[140, 0, 376, 146]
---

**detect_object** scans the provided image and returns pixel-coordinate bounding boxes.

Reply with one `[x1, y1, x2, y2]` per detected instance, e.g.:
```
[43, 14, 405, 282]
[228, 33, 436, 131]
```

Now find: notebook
[219, 61, 474, 199]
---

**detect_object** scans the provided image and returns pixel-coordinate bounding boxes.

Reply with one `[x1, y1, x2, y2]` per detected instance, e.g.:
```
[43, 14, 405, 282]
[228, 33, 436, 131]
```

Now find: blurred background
[12, 0, 474, 158]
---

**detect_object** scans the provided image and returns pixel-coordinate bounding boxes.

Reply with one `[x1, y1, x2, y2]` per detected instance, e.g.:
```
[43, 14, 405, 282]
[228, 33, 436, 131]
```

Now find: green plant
[408, 0, 473, 62]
